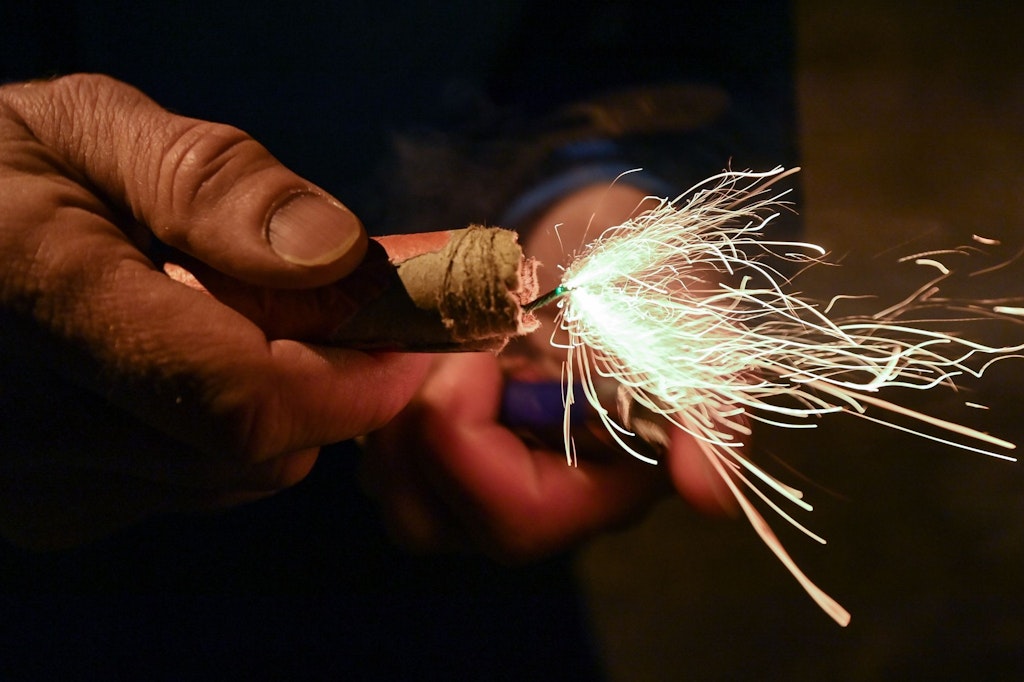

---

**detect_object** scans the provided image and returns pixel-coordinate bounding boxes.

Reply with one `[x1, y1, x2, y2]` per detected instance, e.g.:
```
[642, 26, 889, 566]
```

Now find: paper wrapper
[340, 226, 540, 351]
[164, 226, 540, 352]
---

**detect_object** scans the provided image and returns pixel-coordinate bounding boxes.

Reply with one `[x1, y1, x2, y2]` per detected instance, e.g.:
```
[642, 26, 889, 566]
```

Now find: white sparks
[544, 167, 1023, 627]
[914, 258, 950, 275]
[994, 306, 1024, 317]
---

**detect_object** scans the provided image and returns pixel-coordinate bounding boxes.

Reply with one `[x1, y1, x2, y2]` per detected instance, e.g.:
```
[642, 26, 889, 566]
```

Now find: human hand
[363, 351, 670, 560]
[0, 75, 430, 549]
[364, 183, 731, 561]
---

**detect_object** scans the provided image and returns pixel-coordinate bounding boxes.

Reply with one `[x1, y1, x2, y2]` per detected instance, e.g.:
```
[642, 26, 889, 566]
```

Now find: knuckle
[0, 74, 138, 148]
[154, 120, 269, 232]
[46, 73, 122, 111]
[0, 73, 98, 107]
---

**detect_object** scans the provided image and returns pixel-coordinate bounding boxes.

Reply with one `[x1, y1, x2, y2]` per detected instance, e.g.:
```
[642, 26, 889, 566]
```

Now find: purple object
[500, 380, 589, 428]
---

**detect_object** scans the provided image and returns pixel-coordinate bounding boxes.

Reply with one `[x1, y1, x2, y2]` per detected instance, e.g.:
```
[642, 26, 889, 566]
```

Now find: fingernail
[267, 193, 361, 266]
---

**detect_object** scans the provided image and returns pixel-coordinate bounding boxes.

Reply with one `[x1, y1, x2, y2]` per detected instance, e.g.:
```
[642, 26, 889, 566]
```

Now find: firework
[166, 226, 539, 351]
[530, 167, 1023, 626]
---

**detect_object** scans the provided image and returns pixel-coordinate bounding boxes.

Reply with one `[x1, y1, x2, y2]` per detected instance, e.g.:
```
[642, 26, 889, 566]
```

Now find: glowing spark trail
[534, 167, 1024, 627]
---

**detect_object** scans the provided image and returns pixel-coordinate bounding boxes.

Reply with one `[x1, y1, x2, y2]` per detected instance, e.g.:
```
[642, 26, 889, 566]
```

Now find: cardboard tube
[164, 226, 540, 352]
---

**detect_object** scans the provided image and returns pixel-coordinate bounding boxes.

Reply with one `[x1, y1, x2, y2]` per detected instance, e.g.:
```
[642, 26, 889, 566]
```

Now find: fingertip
[424, 353, 504, 421]
[266, 192, 368, 277]
[666, 430, 738, 517]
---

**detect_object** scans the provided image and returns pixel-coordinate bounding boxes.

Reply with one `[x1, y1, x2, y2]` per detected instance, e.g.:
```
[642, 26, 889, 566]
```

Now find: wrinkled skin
[0, 75, 430, 548]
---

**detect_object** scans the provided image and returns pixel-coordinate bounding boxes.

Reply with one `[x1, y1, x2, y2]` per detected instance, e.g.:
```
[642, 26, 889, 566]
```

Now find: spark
[535, 167, 1024, 627]
[914, 258, 950, 275]
[994, 306, 1024, 316]
[969, 245, 1024, 277]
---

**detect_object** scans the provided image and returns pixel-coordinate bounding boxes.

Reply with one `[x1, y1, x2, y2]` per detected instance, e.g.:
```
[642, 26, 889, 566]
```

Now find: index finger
[112, 264, 432, 461]
[416, 353, 665, 559]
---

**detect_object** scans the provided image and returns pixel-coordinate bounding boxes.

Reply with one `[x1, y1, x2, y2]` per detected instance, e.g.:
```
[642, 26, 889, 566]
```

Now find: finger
[417, 353, 665, 559]
[1, 251, 431, 461]
[118, 289, 433, 460]
[665, 427, 738, 516]
[0, 74, 363, 288]
[240, 342, 432, 460]
[161, 243, 395, 342]
[3, 352, 345, 493]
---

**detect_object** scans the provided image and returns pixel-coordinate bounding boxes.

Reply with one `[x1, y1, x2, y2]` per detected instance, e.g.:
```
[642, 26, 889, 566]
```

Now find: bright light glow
[546, 167, 1024, 626]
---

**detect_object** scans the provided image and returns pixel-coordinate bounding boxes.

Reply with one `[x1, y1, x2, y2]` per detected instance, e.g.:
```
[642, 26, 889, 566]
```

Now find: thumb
[2, 74, 362, 288]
